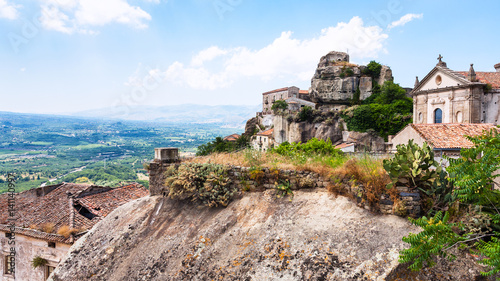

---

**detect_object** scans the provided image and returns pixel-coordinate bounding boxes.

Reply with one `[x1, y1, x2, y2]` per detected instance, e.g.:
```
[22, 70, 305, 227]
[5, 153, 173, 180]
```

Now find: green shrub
[383, 140, 442, 191]
[31, 256, 48, 269]
[363, 60, 382, 79]
[271, 100, 288, 114]
[298, 106, 314, 122]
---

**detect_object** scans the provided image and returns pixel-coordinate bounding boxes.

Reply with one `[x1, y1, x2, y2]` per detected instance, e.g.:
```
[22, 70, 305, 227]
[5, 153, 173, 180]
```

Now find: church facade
[411, 55, 500, 125]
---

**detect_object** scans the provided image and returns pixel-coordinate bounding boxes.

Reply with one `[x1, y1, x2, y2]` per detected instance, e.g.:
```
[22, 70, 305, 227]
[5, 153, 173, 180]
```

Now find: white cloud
[191, 46, 228, 67]
[38, 0, 152, 34]
[388, 13, 423, 29]
[0, 0, 20, 20]
[155, 17, 388, 90]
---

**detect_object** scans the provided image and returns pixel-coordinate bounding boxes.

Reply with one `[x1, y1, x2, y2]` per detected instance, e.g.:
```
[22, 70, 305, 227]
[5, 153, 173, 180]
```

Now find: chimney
[154, 147, 180, 163]
[414, 76, 419, 88]
[495, 63, 500, 72]
[468, 64, 476, 82]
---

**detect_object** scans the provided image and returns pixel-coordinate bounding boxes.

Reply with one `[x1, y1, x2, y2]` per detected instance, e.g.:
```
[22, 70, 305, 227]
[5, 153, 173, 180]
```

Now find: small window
[45, 265, 55, 279]
[48, 242, 56, 248]
[4, 256, 14, 275]
[435, 75, 442, 85]
[434, 108, 443, 124]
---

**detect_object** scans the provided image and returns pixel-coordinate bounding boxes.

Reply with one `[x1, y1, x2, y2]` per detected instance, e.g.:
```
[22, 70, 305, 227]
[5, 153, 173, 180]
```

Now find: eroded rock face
[273, 115, 343, 144]
[310, 51, 393, 105]
[49, 191, 419, 281]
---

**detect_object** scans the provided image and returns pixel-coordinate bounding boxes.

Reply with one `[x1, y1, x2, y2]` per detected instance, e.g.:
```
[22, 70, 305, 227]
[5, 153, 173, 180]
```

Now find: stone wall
[149, 162, 421, 217]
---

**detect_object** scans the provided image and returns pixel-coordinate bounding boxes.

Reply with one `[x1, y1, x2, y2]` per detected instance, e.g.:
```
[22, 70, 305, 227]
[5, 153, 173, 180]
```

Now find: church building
[411, 55, 500, 125]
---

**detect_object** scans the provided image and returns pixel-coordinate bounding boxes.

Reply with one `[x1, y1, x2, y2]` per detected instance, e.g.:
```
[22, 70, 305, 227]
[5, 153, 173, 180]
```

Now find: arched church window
[434, 108, 443, 124]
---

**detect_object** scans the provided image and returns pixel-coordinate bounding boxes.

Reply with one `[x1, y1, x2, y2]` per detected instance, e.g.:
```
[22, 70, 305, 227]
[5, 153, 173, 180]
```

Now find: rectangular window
[45, 265, 55, 280]
[48, 242, 56, 248]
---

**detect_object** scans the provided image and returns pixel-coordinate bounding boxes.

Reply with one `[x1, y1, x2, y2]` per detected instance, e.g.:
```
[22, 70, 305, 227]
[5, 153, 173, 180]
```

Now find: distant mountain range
[71, 104, 261, 128]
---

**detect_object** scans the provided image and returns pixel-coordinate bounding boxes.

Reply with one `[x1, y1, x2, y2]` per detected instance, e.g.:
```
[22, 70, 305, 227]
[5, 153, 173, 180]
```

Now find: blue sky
[0, 0, 499, 116]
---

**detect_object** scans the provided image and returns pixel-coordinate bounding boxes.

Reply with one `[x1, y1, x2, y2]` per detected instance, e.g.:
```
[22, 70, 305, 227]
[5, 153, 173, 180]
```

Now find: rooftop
[262, 87, 289, 95]
[299, 90, 309, 95]
[0, 182, 148, 243]
[256, 128, 274, 137]
[407, 123, 498, 149]
[457, 71, 500, 88]
[223, 134, 240, 142]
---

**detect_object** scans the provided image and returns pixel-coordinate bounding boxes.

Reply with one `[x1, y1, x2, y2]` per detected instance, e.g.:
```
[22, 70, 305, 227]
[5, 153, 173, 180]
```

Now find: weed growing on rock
[164, 163, 237, 207]
[275, 180, 293, 200]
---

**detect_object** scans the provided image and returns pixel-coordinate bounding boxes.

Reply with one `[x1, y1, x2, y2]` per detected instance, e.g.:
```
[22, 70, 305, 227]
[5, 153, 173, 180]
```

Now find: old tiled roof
[299, 90, 309, 95]
[457, 71, 500, 89]
[262, 87, 289, 95]
[77, 183, 148, 217]
[410, 123, 498, 149]
[223, 134, 240, 142]
[0, 182, 147, 243]
[257, 128, 274, 137]
[335, 143, 355, 149]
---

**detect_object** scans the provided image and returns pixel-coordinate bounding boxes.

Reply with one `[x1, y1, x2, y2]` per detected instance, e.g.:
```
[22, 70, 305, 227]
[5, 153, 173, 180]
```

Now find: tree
[363, 60, 382, 79]
[375, 81, 408, 105]
[271, 100, 288, 113]
[396, 130, 500, 276]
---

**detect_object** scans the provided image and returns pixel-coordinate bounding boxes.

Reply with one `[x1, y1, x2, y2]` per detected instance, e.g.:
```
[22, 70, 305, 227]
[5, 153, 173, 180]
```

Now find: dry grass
[39, 222, 56, 233]
[57, 225, 80, 238]
[188, 149, 400, 212]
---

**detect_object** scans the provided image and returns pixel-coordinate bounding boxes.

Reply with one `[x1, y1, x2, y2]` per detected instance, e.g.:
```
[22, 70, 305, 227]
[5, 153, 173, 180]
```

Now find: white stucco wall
[390, 125, 426, 152]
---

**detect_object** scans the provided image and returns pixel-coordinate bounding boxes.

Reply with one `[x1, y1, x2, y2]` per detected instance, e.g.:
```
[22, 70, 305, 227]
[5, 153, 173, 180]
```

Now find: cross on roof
[437, 54, 443, 62]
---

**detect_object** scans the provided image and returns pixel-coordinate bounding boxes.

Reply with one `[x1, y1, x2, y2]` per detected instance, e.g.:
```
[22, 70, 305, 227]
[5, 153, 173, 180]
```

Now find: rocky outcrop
[50, 191, 420, 281]
[273, 115, 343, 144]
[343, 131, 386, 152]
[310, 51, 393, 105]
[242, 117, 258, 137]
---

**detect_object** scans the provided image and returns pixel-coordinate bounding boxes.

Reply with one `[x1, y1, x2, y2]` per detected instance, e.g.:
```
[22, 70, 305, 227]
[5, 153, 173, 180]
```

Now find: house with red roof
[390, 123, 498, 158]
[0, 182, 148, 281]
[251, 128, 274, 151]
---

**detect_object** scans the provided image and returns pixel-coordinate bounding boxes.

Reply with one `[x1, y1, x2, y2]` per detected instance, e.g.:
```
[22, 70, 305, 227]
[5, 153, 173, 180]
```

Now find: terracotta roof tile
[262, 87, 289, 95]
[410, 123, 498, 149]
[257, 128, 274, 137]
[457, 71, 500, 88]
[299, 90, 309, 95]
[0, 182, 147, 243]
[223, 134, 240, 142]
[335, 143, 355, 149]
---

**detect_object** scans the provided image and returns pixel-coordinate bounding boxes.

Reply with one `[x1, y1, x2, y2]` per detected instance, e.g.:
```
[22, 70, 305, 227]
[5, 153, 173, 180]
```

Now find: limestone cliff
[310, 51, 392, 106]
[49, 189, 497, 280]
[50, 190, 418, 281]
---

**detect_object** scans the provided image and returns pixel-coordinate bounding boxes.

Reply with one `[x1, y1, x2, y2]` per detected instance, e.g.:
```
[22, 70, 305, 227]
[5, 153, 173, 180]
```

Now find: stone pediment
[412, 66, 472, 94]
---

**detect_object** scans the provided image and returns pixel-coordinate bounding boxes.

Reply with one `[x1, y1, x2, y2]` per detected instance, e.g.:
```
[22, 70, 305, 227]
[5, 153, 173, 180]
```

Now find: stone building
[0, 182, 148, 281]
[261, 87, 312, 115]
[412, 55, 500, 125]
[251, 128, 274, 151]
